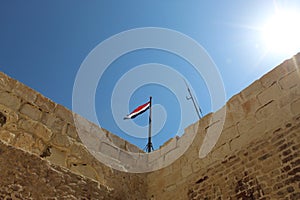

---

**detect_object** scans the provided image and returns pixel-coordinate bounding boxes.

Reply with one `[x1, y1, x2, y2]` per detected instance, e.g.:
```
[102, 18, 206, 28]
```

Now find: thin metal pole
[184, 79, 202, 120]
[147, 96, 153, 153]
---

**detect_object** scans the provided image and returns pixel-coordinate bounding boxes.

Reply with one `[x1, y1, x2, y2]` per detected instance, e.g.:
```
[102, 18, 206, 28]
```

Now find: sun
[262, 10, 300, 55]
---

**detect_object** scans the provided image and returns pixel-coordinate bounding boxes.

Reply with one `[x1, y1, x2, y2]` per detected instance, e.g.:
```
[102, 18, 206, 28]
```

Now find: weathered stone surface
[70, 163, 99, 180]
[54, 104, 74, 124]
[240, 80, 264, 99]
[13, 81, 37, 103]
[52, 133, 72, 148]
[257, 83, 282, 104]
[0, 53, 299, 199]
[34, 122, 53, 142]
[46, 147, 67, 167]
[35, 93, 56, 112]
[146, 54, 300, 199]
[66, 123, 79, 139]
[279, 70, 300, 90]
[0, 72, 16, 91]
[0, 141, 117, 199]
[255, 100, 279, 121]
[14, 132, 35, 152]
[0, 130, 15, 144]
[291, 98, 300, 115]
[0, 91, 21, 110]
[41, 112, 65, 133]
[19, 119, 53, 142]
[0, 72, 147, 200]
[20, 103, 42, 121]
[99, 142, 119, 160]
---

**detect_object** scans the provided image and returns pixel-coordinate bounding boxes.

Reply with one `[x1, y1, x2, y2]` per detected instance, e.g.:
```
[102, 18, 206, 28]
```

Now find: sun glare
[262, 10, 300, 55]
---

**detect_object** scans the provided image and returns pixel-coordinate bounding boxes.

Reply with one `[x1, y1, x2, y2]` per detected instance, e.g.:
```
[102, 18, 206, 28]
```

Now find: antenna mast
[183, 79, 203, 120]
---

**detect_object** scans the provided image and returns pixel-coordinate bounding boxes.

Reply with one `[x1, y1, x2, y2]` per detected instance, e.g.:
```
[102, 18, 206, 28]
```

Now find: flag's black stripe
[130, 108, 149, 119]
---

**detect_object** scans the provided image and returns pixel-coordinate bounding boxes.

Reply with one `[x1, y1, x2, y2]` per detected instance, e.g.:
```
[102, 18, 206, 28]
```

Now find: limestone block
[237, 115, 257, 135]
[0, 130, 15, 144]
[257, 83, 281, 105]
[90, 125, 109, 143]
[73, 113, 92, 133]
[66, 124, 78, 140]
[99, 142, 119, 160]
[241, 80, 264, 99]
[210, 143, 230, 161]
[176, 129, 196, 154]
[241, 97, 261, 116]
[260, 68, 279, 88]
[0, 104, 18, 123]
[20, 103, 42, 121]
[69, 143, 91, 162]
[52, 133, 71, 148]
[70, 164, 98, 181]
[41, 113, 65, 134]
[32, 138, 46, 155]
[35, 94, 56, 112]
[255, 101, 279, 121]
[160, 137, 177, 155]
[136, 153, 149, 171]
[279, 86, 300, 108]
[223, 111, 236, 130]
[199, 120, 224, 158]
[6, 111, 18, 124]
[226, 96, 246, 124]
[54, 104, 74, 124]
[14, 132, 35, 152]
[79, 129, 102, 152]
[35, 123, 53, 142]
[0, 92, 21, 110]
[107, 132, 126, 150]
[164, 147, 182, 166]
[93, 151, 126, 172]
[46, 147, 67, 167]
[274, 58, 297, 78]
[164, 169, 182, 187]
[19, 119, 53, 142]
[13, 82, 37, 103]
[18, 118, 37, 131]
[229, 121, 265, 152]
[279, 70, 300, 90]
[148, 149, 161, 163]
[191, 159, 205, 173]
[226, 94, 243, 112]
[164, 184, 177, 192]
[209, 106, 227, 126]
[0, 72, 16, 91]
[119, 149, 137, 168]
[264, 105, 293, 133]
[215, 125, 239, 148]
[291, 99, 300, 115]
[5, 123, 18, 132]
[125, 141, 142, 153]
[181, 164, 192, 178]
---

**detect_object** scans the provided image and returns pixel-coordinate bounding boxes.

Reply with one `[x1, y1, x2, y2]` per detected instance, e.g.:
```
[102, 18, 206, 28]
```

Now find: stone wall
[0, 71, 147, 199]
[0, 53, 299, 199]
[146, 53, 300, 199]
[0, 140, 119, 199]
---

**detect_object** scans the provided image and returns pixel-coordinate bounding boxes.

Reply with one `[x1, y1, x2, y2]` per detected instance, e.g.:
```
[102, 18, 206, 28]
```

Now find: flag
[124, 101, 150, 120]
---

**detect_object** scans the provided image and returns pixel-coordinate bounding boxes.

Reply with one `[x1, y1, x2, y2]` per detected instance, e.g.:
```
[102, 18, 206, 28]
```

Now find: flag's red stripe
[130, 102, 150, 114]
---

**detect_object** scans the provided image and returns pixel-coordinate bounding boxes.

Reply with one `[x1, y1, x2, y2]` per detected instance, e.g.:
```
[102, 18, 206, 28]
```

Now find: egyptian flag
[124, 101, 150, 120]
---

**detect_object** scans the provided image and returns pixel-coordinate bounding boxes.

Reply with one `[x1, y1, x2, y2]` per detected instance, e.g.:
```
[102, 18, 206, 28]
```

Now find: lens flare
[262, 10, 300, 55]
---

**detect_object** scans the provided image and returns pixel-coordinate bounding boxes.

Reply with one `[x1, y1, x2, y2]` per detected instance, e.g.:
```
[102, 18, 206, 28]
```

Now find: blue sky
[1, 1, 300, 150]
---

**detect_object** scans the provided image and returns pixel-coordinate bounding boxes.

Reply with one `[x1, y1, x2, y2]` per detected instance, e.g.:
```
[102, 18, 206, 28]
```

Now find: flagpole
[147, 96, 153, 153]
